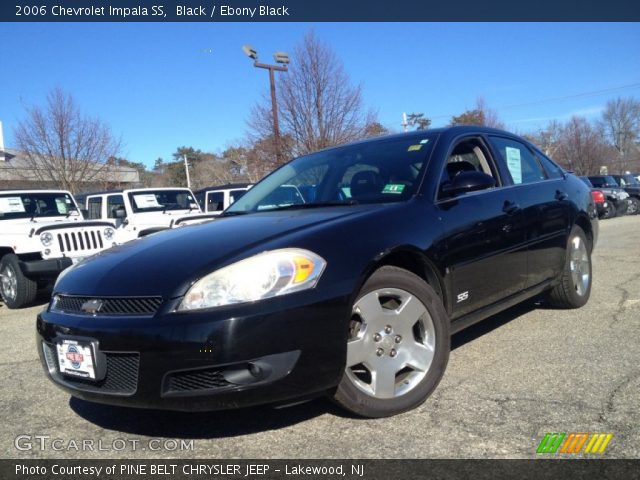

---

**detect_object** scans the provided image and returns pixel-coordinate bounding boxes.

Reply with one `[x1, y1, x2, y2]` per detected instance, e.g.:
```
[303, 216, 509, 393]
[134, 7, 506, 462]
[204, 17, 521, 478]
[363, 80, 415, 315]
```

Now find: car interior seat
[350, 170, 383, 200]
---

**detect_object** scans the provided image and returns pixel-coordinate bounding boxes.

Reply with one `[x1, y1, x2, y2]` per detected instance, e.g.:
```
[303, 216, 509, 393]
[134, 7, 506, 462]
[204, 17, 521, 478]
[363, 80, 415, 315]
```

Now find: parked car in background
[0, 190, 116, 308]
[76, 188, 210, 244]
[586, 176, 630, 217]
[194, 183, 252, 214]
[609, 174, 640, 215]
[38, 127, 597, 418]
[579, 177, 613, 219]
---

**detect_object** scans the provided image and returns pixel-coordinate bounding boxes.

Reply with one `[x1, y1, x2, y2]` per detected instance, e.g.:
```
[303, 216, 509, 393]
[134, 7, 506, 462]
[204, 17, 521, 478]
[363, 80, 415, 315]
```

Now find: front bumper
[20, 257, 73, 277]
[36, 290, 351, 411]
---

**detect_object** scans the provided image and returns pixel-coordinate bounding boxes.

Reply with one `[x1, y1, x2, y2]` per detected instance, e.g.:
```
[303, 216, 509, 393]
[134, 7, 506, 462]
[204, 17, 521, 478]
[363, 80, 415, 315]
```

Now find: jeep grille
[57, 230, 104, 253]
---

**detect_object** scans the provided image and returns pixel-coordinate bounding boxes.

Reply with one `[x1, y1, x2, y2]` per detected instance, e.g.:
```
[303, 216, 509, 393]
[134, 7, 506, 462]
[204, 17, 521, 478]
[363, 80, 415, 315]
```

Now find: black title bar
[3, 0, 640, 22]
[5, 459, 640, 480]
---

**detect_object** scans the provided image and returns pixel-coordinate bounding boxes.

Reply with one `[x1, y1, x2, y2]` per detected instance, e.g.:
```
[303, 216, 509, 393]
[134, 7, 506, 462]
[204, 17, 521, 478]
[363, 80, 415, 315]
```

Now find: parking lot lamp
[242, 45, 289, 164]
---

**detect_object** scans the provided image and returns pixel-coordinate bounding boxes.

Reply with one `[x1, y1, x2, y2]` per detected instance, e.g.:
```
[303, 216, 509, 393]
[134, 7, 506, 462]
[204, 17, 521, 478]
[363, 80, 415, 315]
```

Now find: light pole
[242, 44, 289, 164]
[183, 154, 191, 189]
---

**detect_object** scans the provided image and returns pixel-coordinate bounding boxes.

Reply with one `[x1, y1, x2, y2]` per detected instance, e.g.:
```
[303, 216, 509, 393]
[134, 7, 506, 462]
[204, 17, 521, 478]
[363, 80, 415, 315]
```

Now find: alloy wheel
[0, 264, 17, 301]
[346, 288, 435, 399]
[569, 235, 590, 296]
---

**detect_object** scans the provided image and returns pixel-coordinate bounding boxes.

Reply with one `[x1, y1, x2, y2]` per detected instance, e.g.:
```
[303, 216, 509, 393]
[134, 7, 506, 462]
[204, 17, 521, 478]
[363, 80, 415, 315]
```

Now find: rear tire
[0, 254, 38, 309]
[548, 226, 592, 309]
[601, 203, 616, 219]
[332, 266, 450, 417]
[627, 198, 639, 215]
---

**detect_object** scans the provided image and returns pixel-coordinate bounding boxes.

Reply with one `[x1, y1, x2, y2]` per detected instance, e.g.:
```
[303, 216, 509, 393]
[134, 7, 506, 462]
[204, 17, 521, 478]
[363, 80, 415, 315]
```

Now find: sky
[1, 22, 639, 168]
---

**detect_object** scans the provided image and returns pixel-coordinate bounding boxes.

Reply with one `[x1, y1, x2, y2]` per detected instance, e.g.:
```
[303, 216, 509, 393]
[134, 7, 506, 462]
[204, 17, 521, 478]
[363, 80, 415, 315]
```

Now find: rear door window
[207, 192, 224, 211]
[87, 197, 103, 219]
[534, 149, 564, 179]
[489, 137, 547, 185]
[107, 195, 125, 218]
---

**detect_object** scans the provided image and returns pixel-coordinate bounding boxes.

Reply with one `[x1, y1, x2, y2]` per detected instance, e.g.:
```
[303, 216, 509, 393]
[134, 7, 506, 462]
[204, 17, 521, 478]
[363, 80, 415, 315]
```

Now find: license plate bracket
[56, 339, 97, 380]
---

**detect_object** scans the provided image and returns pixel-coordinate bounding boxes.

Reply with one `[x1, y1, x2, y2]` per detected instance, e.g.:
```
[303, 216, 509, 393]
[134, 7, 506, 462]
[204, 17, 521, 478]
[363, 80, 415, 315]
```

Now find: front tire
[0, 254, 38, 309]
[627, 198, 639, 215]
[548, 226, 592, 309]
[332, 266, 450, 417]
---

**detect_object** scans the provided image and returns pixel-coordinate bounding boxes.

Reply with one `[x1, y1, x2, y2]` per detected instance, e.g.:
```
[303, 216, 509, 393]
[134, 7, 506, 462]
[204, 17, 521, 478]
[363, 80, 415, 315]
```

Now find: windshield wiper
[260, 199, 359, 212]
[220, 210, 249, 217]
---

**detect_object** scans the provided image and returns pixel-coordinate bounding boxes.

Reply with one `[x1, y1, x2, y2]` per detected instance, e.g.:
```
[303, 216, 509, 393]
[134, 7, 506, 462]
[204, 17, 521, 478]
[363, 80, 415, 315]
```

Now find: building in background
[0, 121, 139, 192]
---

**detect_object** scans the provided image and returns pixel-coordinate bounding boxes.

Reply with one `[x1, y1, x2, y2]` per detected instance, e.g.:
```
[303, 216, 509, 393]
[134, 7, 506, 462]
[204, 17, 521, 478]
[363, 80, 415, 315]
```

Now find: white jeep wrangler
[0, 190, 117, 309]
[77, 187, 215, 243]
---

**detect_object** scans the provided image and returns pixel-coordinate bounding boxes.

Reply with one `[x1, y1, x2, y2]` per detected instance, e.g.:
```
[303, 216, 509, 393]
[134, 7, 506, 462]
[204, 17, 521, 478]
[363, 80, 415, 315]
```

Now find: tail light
[591, 190, 605, 204]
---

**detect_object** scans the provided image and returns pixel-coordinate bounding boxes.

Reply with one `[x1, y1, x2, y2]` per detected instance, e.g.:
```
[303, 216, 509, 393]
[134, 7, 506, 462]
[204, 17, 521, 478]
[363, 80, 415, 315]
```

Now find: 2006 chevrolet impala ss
[37, 127, 598, 417]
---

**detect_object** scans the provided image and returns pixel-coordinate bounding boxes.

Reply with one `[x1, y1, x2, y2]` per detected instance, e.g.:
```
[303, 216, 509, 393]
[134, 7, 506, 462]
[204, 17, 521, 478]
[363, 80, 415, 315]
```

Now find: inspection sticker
[383, 184, 406, 194]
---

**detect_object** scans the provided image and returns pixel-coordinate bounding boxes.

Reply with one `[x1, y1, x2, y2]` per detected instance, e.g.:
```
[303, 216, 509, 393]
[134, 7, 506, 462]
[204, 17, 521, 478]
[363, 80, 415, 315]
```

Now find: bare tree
[600, 97, 640, 173]
[406, 113, 431, 130]
[525, 120, 562, 157]
[449, 97, 504, 129]
[14, 87, 120, 193]
[249, 31, 376, 166]
[554, 116, 609, 175]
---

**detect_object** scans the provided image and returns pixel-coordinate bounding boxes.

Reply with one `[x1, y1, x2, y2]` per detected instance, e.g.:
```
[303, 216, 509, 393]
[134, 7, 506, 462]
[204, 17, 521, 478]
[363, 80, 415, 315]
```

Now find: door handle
[502, 200, 520, 215]
[555, 190, 568, 201]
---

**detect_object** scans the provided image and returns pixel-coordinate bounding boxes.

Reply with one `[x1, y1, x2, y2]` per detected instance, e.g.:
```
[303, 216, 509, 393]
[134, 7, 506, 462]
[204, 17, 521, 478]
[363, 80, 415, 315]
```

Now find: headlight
[178, 248, 326, 311]
[40, 232, 53, 247]
[103, 227, 115, 241]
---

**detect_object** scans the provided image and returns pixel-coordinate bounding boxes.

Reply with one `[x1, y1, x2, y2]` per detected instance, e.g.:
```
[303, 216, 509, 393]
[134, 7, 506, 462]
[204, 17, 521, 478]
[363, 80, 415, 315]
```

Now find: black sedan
[37, 127, 597, 418]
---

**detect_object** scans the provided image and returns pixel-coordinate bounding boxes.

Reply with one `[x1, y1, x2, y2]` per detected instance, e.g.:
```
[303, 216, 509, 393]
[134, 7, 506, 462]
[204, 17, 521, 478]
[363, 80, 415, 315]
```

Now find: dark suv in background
[610, 174, 640, 215]
[587, 175, 632, 217]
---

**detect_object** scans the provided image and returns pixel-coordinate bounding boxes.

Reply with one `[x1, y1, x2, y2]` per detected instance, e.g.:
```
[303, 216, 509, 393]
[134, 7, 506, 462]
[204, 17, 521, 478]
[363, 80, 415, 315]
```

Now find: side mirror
[441, 171, 496, 197]
[80, 209, 89, 219]
[114, 207, 127, 219]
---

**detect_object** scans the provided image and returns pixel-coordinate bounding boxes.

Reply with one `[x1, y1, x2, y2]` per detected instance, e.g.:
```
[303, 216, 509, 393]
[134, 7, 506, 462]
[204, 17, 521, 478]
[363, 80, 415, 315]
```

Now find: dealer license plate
[56, 340, 96, 380]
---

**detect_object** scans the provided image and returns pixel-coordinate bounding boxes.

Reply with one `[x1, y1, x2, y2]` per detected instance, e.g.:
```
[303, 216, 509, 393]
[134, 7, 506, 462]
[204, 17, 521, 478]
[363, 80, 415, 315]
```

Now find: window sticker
[382, 184, 406, 194]
[0, 197, 26, 213]
[407, 144, 422, 152]
[505, 147, 522, 184]
[419, 138, 430, 144]
[133, 194, 162, 209]
[55, 198, 69, 213]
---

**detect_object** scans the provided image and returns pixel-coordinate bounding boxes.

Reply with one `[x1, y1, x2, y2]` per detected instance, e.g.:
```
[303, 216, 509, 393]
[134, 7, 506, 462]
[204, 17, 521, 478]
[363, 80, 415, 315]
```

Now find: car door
[487, 136, 570, 287]
[436, 135, 528, 318]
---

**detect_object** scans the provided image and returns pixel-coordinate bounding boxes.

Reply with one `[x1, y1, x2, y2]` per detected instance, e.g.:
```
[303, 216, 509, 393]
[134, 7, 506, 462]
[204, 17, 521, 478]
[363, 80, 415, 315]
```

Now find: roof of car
[79, 187, 194, 197]
[194, 183, 253, 194]
[310, 126, 522, 154]
[0, 189, 73, 194]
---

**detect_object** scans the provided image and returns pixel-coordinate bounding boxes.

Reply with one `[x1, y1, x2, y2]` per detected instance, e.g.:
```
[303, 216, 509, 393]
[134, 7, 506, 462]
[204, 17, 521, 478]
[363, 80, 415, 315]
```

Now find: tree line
[11, 31, 640, 193]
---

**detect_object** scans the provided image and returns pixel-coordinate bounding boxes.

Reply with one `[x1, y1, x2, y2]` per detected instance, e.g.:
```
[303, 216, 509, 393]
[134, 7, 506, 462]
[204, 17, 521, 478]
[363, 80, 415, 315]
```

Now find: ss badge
[456, 291, 469, 303]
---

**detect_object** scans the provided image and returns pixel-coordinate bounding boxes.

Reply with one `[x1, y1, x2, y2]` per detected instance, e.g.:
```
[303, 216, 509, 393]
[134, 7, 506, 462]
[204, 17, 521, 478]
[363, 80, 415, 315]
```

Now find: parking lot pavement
[1, 216, 638, 459]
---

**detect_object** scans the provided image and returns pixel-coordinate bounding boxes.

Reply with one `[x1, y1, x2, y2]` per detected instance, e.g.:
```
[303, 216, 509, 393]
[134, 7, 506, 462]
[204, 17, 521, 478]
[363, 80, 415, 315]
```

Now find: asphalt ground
[1, 215, 638, 459]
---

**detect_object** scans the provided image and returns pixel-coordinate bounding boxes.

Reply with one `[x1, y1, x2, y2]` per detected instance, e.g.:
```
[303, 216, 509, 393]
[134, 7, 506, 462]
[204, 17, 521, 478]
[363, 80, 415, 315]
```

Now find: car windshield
[226, 135, 436, 214]
[0, 192, 79, 220]
[589, 176, 619, 188]
[127, 190, 199, 213]
[621, 175, 640, 186]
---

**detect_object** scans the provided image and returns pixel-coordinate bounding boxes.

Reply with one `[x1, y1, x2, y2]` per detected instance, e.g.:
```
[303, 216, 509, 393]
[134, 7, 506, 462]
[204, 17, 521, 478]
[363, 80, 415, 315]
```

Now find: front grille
[56, 229, 104, 253]
[43, 342, 139, 394]
[166, 368, 232, 393]
[53, 295, 163, 316]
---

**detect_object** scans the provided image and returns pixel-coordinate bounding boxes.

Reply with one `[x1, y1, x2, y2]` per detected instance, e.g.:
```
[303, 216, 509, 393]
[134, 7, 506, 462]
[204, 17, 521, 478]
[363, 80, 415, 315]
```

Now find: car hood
[0, 217, 108, 235]
[55, 205, 383, 298]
